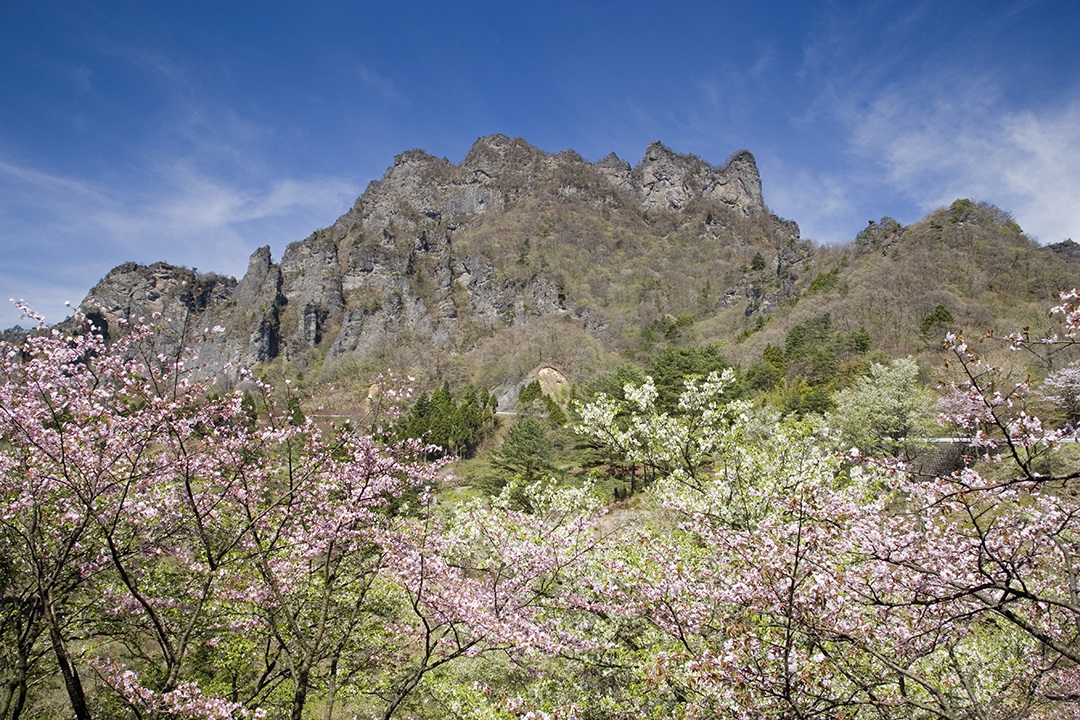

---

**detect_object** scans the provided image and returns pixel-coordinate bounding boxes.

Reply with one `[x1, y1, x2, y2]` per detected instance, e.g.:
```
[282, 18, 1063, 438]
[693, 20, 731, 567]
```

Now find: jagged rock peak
[462, 133, 534, 162]
[633, 142, 763, 214]
[461, 134, 549, 185]
[73, 260, 237, 350]
[393, 148, 442, 166]
[83, 261, 235, 320]
[341, 135, 767, 232]
[597, 151, 630, 169]
[640, 140, 681, 162]
[233, 245, 281, 311]
[244, 245, 273, 276]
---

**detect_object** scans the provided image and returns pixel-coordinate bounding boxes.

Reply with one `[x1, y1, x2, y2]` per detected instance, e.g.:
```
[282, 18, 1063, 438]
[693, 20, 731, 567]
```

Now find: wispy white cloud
[0, 27, 373, 328]
[775, 82, 1080, 247]
[749, 42, 775, 83]
[102, 165, 359, 244]
[70, 64, 95, 94]
[849, 77, 1080, 243]
[0, 157, 358, 327]
[775, 2, 1080, 246]
[0, 158, 106, 200]
[346, 59, 401, 100]
[101, 42, 190, 85]
[998, 108, 1080, 242]
[762, 161, 862, 243]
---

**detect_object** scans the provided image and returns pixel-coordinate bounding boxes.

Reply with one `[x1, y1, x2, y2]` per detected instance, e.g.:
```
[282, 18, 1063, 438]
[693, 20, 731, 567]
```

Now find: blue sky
[1, 0, 1078, 327]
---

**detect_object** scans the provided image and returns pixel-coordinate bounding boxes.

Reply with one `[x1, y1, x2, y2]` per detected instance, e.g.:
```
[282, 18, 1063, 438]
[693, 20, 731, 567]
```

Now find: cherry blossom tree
[0, 307, 167, 720]
[0, 305, 607, 720]
[575, 373, 890, 717]
[371, 477, 610, 719]
[1042, 363, 1080, 425]
[7, 288, 1080, 719]
[0, 307, 293, 719]
[569, 291, 1080, 719]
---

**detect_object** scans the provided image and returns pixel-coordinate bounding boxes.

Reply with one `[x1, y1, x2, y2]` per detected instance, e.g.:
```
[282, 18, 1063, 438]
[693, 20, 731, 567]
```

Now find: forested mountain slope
[62, 136, 1080, 398]
[732, 200, 1078, 364]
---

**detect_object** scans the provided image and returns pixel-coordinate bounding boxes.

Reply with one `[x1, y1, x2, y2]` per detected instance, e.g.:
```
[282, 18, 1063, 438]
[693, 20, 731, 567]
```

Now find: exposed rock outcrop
[633, 142, 763, 214]
[229, 245, 284, 364]
[76, 261, 234, 347]
[75, 135, 791, 382]
[1050, 239, 1080, 263]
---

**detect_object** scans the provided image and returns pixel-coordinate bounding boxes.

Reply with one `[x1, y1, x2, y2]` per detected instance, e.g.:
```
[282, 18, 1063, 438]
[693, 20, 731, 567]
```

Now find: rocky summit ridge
[75, 135, 792, 385]
[68, 134, 1077, 396]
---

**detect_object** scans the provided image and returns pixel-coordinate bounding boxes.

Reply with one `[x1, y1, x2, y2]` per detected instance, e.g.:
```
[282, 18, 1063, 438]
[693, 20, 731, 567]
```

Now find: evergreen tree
[492, 418, 553, 482]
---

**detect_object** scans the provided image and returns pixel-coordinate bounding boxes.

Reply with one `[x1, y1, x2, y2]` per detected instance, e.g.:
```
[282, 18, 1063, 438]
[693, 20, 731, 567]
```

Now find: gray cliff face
[77, 135, 787, 379]
[82, 262, 234, 324]
[75, 262, 235, 348]
[632, 142, 764, 214]
[201, 246, 284, 368]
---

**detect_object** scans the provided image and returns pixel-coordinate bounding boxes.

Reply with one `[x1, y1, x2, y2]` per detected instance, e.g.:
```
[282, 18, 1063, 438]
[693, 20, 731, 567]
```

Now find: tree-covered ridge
[734, 200, 1078, 368]
[254, 194, 1079, 421]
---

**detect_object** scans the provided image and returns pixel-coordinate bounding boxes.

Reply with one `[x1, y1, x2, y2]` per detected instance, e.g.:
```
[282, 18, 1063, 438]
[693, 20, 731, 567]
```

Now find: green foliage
[516, 377, 570, 428]
[828, 356, 934, 457]
[646, 341, 735, 411]
[779, 378, 833, 416]
[541, 394, 568, 426]
[948, 197, 977, 223]
[846, 327, 872, 354]
[576, 364, 648, 404]
[643, 313, 695, 347]
[750, 251, 767, 272]
[807, 267, 841, 295]
[396, 383, 497, 458]
[286, 394, 305, 426]
[491, 417, 553, 483]
[745, 344, 787, 391]
[518, 379, 542, 405]
[782, 315, 872, 388]
[745, 356, 784, 391]
[762, 343, 786, 367]
[784, 314, 831, 359]
[240, 391, 259, 428]
[746, 314, 878, 412]
[920, 303, 955, 335]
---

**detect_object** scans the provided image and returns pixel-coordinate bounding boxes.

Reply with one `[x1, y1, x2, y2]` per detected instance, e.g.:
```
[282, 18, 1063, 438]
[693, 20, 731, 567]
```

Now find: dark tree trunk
[289, 667, 310, 720]
[43, 594, 91, 720]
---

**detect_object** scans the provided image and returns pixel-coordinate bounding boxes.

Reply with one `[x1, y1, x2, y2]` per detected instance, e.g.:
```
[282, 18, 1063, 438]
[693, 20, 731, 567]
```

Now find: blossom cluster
[4, 291, 1080, 719]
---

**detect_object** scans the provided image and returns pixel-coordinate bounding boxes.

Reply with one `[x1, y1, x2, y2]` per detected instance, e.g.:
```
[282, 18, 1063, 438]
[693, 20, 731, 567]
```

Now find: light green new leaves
[576, 368, 853, 528]
[576, 369, 740, 483]
[827, 356, 934, 458]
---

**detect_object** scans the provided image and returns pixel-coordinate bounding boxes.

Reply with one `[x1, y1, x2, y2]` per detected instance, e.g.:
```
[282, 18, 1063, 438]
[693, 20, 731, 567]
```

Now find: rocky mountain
[71, 135, 1079, 400]
[77, 136, 801, 386]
